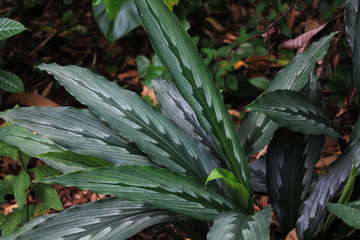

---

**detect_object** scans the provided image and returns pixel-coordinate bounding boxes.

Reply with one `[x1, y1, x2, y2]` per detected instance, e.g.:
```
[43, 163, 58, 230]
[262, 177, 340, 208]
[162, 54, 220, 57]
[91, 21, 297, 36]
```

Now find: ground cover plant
[0, 0, 360, 239]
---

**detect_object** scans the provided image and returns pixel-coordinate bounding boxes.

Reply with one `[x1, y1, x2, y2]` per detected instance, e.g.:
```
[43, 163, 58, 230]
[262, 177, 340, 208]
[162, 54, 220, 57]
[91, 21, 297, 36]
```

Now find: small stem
[26, 192, 30, 221]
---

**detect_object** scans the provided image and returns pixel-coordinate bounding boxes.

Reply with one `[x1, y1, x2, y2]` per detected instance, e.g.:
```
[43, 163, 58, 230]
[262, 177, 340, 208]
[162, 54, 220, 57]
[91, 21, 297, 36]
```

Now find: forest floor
[0, 0, 357, 239]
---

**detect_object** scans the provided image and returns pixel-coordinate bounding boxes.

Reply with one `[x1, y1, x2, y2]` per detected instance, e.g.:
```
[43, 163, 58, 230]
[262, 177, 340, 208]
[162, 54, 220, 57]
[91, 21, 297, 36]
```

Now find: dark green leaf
[13, 169, 30, 209]
[33, 184, 63, 211]
[350, 117, 360, 143]
[344, 0, 358, 50]
[0, 175, 16, 202]
[34, 203, 51, 217]
[353, 0, 360, 100]
[0, 107, 150, 167]
[93, 1, 140, 42]
[0, 209, 22, 236]
[207, 206, 272, 240]
[249, 77, 270, 90]
[249, 156, 267, 193]
[238, 33, 336, 158]
[38, 166, 237, 221]
[37, 63, 217, 182]
[105, 0, 125, 20]
[0, 70, 24, 93]
[0, 140, 19, 159]
[0, 18, 26, 40]
[246, 89, 341, 138]
[2, 198, 183, 240]
[133, 0, 252, 199]
[296, 139, 360, 239]
[266, 128, 325, 233]
[327, 200, 360, 230]
[29, 164, 60, 180]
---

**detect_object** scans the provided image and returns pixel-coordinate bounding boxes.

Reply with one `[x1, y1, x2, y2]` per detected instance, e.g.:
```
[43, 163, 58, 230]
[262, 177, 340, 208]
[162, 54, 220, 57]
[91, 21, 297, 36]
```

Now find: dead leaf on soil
[7, 92, 59, 107]
[315, 155, 337, 171]
[228, 109, 241, 118]
[41, 81, 54, 97]
[117, 70, 139, 85]
[286, 229, 299, 240]
[3, 203, 18, 215]
[141, 86, 157, 106]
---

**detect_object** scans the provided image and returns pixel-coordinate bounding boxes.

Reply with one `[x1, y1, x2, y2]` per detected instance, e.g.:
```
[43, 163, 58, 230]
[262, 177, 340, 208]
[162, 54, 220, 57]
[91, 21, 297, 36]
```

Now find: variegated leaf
[238, 33, 336, 158]
[0, 125, 112, 173]
[152, 79, 223, 162]
[344, 0, 358, 50]
[246, 89, 341, 138]
[266, 128, 325, 233]
[37, 63, 218, 181]
[0, 107, 150, 166]
[249, 156, 267, 193]
[2, 197, 183, 240]
[38, 165, 238, 221]
[296, 139, 360, 239]
[207, 206, 272, 240]
[0, 18, 26, 40]
[133, 0, 251, 195]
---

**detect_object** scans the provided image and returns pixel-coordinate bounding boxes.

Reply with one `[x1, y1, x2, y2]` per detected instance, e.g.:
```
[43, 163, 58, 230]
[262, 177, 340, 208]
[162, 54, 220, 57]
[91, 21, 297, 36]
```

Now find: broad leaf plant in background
[0, 0, 360, 239]
[0, 18, 26, 100]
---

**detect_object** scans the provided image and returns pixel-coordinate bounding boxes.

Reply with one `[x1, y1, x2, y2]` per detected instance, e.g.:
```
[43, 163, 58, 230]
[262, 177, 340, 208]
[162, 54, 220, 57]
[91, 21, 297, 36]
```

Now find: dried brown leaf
[282, 22, 328, 53]
[285, 229, 299, 240]
[7, 92, 59, 107]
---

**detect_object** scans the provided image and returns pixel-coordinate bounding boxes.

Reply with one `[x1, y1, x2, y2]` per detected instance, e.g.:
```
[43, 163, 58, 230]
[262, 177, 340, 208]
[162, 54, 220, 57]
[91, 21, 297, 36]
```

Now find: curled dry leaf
[7, 92, 59, 107]
[117, 70, 139, 85]
[285, 229, 299, 240]
[282, 22, 328, 54]
[141, 86, 157, 106]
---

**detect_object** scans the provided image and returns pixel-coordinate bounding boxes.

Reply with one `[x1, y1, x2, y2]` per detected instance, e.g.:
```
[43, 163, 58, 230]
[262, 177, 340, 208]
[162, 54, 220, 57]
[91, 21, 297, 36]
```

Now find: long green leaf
[327, 200, 360, 230]
[133, 0, 251, 197]
[1, 197, 183, 240]
[93, 0, 140, 42]
[0, 125, 111, 173]
[266, 128, 325, 233]
[0, 125, 64, 156]
[353, 0, 360, 101]
[13, 169, 30, 210]
[296, 139, 360, 239]
[344, 0, 358, 50]
[37, 63, 217, 182]
[0, 70, 24, 93]
[152, 79, 222, 162]
[0, 18, 26, 40]
[350, 117, 360, 143]
[38, 165, 238, 221]
[238, 33, 336, 158]
[0, 107, 150, 166]
[246, 89, 341, 138]
[249, 156, 267, 193]
[207, 206, 272, 240]
[266, 74, 326, 234]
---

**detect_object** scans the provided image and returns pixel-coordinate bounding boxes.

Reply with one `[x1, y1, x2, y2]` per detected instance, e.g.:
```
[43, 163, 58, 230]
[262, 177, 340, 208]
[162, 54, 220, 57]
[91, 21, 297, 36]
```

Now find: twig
[237, 0, 302, 46]
[28, 30, 58, 57]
